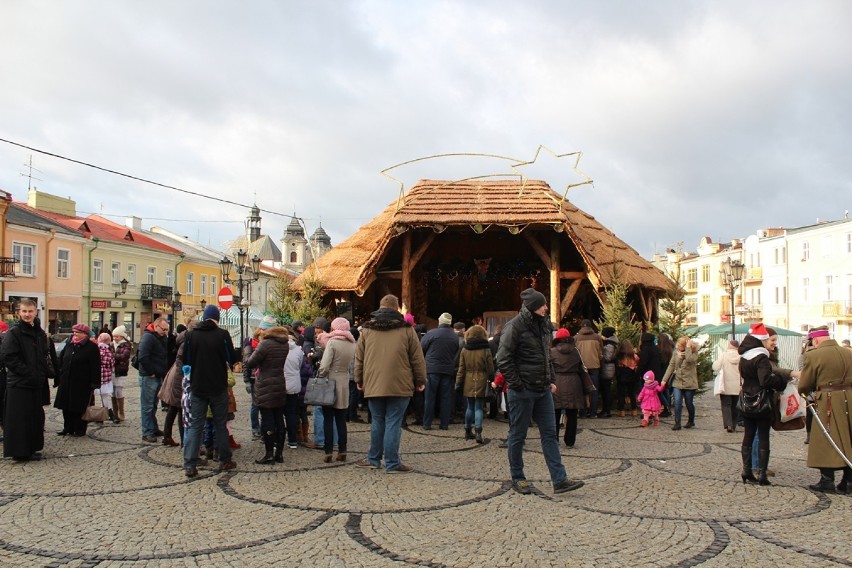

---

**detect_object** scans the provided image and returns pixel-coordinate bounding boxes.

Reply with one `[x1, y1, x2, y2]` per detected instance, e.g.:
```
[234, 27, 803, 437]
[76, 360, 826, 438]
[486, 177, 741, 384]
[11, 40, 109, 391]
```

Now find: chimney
[125, 216, 142, 230]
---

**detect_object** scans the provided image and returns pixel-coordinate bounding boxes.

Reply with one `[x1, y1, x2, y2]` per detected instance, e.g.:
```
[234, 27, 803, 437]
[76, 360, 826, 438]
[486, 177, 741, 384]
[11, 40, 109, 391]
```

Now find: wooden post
[550, 234, 560, 324]
[401, 232, 412, 313]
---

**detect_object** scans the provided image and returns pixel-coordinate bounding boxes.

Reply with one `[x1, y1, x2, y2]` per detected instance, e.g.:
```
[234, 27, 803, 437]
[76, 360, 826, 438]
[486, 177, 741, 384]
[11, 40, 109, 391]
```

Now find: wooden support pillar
[550, 234, 560, 323]
[560, 279, 582, 318]
[401, 232, 412, 313]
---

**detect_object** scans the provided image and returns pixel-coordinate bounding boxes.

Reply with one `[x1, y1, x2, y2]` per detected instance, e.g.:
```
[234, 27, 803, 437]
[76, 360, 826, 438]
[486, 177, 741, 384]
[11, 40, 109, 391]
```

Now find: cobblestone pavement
[1, 374, 850, 567]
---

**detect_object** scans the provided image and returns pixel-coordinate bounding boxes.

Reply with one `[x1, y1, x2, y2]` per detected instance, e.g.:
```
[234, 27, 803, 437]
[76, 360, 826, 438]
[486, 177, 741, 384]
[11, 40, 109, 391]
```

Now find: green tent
[703, 323, 804, 371]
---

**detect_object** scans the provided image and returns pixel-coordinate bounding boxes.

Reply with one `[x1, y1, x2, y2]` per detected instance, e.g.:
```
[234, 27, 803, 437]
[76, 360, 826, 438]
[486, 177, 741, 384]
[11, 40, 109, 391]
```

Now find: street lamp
[114, 278, 129, 298]
[720, 257, 745, 339]
[170, 290, 182, 331]
[219, 249, 261, 347]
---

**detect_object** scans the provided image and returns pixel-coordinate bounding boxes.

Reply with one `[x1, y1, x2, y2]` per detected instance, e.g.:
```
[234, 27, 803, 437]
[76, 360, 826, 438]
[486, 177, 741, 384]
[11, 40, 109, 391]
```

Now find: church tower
[310, 224, 333, 261]
[282, 215, 308, 273]
[247, 204, 262, 243]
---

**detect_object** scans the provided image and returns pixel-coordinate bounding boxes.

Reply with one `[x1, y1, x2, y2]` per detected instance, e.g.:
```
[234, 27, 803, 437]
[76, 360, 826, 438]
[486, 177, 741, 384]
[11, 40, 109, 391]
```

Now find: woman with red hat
[737, 323, 788, 485]
[551, 328, 594, 448]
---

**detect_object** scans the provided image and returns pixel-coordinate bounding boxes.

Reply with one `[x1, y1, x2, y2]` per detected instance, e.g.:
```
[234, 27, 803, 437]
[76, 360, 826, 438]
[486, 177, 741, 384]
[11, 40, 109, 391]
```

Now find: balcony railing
[744, 267, 762, 281]
[824, 301, 852, 319]
[0, 257, 16, 280]
[140, 284, 174, 301]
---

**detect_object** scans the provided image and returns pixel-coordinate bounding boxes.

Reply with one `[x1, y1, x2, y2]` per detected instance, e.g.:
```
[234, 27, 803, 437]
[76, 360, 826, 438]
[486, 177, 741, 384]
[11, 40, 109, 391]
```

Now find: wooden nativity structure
[296, 180, 671, 330]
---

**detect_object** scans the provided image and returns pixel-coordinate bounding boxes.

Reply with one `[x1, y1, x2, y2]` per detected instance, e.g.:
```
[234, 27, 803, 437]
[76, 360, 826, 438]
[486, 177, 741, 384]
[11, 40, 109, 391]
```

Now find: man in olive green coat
[798, 327, 852, 493]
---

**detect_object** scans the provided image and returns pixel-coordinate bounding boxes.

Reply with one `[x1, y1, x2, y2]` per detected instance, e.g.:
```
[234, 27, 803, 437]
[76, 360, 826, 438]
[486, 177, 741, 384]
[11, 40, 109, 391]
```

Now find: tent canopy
[696, 323, 804, 371]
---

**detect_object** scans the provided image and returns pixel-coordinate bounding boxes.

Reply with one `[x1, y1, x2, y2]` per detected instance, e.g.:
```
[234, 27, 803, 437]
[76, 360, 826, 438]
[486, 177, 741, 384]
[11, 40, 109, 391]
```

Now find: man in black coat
[496, 288, 584, 495]
[137, 317, 170, 442]
[181, 305, 238, 477]
[1, 299, 51, 461]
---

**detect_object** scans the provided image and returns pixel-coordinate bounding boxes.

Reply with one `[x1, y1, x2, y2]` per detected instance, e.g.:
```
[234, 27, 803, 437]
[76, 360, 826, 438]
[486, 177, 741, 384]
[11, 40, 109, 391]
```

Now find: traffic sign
[218, 287, 234, 309]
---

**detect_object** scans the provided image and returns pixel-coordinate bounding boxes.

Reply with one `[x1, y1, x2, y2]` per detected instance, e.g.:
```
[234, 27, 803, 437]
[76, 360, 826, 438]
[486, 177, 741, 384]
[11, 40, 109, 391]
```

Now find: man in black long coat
[1, 299, 52, 461]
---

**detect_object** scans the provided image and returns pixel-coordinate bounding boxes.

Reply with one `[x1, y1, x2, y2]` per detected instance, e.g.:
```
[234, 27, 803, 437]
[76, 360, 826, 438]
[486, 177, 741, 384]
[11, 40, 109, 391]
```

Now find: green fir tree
[595, 266, 642, 349]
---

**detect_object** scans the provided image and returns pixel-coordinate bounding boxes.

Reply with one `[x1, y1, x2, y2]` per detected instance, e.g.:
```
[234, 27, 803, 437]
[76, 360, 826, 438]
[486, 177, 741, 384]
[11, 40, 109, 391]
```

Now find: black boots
[464, 427, 474, 440]
[474, 428, 484, 444]
[756, 449, 771, 486]
[741, 446, 758, 484]
[255, 433, 275, 465]
[684, 419, 695, 429]
[108, 409, 120, 424]
[274, 433, 285, 463]
[809, 468, 837, 493]
[672, 420, 682, 431]
[838, 467, 851, 494]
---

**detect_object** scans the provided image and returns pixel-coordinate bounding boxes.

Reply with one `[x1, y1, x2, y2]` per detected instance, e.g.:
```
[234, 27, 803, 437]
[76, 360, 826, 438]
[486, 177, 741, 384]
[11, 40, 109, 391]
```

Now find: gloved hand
[455, 383, 463, 392]
[244, 383, 252, 395]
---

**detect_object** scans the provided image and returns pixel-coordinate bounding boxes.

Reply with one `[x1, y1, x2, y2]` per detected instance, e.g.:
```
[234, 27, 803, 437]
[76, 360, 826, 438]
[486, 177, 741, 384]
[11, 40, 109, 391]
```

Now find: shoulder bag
[737, 388, 772, 418]
[304, 376, 336, 406]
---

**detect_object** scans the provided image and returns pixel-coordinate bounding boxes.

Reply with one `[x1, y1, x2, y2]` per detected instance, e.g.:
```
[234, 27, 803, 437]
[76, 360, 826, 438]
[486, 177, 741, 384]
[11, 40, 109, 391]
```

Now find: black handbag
[737, 388, 772, 418]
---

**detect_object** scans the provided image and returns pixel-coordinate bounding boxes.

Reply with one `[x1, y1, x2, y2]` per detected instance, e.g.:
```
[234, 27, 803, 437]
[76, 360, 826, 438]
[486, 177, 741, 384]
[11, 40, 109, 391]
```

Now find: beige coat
[318, 337, 355, 410]
[712, 346, 741, 395]
[354, 311, 426, 398]
[662, 347, 699, 390]
[798, 339, 852, 469]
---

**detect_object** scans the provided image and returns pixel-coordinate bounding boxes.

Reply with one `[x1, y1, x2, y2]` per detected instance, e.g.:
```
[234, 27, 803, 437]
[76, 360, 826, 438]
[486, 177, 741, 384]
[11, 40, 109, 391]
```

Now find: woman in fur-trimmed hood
[456, 325, 495, 443]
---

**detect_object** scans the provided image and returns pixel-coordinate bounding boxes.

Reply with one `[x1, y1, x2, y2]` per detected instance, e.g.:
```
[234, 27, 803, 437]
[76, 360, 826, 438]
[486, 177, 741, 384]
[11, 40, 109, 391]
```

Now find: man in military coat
[798, 326, 852, 493]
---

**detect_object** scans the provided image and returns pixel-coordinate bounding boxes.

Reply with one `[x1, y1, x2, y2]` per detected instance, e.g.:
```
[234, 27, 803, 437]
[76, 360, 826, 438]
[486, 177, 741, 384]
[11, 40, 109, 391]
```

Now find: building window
[781, 246, 786, 263]
[93, 259, 103, 283]
[701, 265, 709, 283]
[802, 277, 809, 303]
[201, 274, 208, 296]
[846, 233, 851, 254]
[686, 298, 698, 315]
[56, 249, 70, 279]
[111, 261, 120, 284]
[290, 251, 298, 263]
[211, 275, 217, 293]
[186, 272, 194, 295]
[127, 264, 136, 285]
[775, 286, 786, 305]
[12, 242, 36, 276]
[147, 266, 156, 284]
[825, 275, 833, 301]
[685, 268, 698, 290]
[802, 241, 810, 261]
[165, 269, 173, 288]
[701, 295, 710, 313]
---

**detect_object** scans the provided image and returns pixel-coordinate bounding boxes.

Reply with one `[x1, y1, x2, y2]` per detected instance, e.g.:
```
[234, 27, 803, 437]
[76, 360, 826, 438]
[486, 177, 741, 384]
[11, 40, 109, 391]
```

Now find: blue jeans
[367, 396, 409, 472]
[465, 397, 485, 429]
[658, 384, 671, 410]
[249, 383, 260, 434]
[507, 388, 567, 485]
[183, 390, 231, 469]
[584, 369, 600, 416]
[423, 373, 454, 429]
[139, 374, 162, 437]
[672, 388, 695, 423]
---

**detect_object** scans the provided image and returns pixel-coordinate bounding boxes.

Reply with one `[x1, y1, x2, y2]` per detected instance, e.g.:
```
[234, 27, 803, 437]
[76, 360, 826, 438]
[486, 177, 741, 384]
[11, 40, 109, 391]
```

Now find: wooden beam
[409, 232, 435, 269]
[550, 234, 560, 322]
[523, 233, 552, 269]
[401, 233, 412, 312]
[560, 279, 582, 317]
[559, 271, 586, 280]
[635, 286, 649, 322]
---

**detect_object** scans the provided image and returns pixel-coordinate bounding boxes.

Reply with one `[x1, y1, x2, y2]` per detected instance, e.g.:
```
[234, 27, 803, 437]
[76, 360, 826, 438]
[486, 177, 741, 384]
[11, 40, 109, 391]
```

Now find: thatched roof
[297, 179, 670, 294]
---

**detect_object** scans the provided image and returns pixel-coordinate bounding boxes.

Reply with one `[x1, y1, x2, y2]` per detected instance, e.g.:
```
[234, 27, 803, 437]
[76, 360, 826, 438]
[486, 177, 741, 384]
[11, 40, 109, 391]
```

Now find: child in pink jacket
[637, 371, 665, 427]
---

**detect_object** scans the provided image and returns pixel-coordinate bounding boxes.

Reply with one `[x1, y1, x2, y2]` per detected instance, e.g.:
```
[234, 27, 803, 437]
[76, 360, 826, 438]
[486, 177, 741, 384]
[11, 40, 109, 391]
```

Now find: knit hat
[0, 321, 8, 332]
[520, 288, 546, 312]
[202, 304, 221, 321]
[601, 326, 615, 338]
[438, 312, 452, 326]
[581, 319, 592, 328]
[748, 323, 769, 340]
[312, 316, 330, 332]
[404, 313, 415, 325]
[259, 315, 277, 329]
[643, 370, 655, 383]
[330, 317, 350, 332]
[555, 328, 571, 340]
[290, 320, 304, 331]
[111, 325, 128, 340]
[72, 323, 91, 335]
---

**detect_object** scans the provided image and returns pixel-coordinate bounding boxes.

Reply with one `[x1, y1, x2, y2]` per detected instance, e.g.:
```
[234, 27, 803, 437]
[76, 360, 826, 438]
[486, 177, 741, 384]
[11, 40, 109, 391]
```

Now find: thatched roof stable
[299, 179, 669, 296]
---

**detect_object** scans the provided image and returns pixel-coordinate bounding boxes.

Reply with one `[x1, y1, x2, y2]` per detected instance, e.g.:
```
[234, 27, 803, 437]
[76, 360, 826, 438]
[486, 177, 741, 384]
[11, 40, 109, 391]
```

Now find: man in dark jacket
[420, 312, 460, 430]
[137, 317, 170, 442]
[182, 305, 238, 477]
[496, 288, 584, 495]
[1, 299, 51, 461]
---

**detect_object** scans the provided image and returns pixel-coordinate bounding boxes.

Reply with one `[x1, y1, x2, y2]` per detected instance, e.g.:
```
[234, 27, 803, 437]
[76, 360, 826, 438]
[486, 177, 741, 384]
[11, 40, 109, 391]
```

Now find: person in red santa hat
[736, 323, 789, 485]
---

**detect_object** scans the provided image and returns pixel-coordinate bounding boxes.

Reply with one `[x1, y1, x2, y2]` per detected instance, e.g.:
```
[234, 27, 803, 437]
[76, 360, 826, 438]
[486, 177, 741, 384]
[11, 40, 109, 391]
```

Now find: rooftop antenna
[20, 155, 42, 190]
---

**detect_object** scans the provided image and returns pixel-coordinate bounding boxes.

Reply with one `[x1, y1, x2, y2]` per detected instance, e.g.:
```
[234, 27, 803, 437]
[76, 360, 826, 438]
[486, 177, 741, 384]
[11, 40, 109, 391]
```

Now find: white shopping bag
[713, 368, 725, 396]
[778, 381, 806, 423]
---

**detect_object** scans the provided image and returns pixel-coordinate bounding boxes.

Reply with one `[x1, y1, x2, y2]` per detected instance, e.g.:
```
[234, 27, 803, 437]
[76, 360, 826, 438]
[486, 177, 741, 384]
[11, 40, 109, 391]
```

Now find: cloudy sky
[1, 1, 850, 259]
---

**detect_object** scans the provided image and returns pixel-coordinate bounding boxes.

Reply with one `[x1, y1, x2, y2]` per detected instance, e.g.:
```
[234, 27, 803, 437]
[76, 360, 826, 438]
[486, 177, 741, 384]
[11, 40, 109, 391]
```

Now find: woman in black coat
[551, 330, 593, 448]
[54, 324, 102, 436]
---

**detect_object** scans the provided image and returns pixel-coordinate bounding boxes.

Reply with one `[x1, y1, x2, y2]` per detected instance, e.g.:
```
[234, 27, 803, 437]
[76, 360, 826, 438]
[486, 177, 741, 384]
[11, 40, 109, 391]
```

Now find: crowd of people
[1, 290, 849, 495]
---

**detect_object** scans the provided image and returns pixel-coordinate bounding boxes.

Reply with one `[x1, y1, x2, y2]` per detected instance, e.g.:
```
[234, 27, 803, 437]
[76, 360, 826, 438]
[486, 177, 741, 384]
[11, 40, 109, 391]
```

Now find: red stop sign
[218, 287, 234, 309]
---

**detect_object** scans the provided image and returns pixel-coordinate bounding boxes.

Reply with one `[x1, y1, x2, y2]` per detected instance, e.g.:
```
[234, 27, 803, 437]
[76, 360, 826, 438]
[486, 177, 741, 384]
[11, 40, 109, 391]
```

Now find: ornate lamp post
[170, 290, 182, 332]
[219, 249, 261, 347]
[720, 257, 745, 339]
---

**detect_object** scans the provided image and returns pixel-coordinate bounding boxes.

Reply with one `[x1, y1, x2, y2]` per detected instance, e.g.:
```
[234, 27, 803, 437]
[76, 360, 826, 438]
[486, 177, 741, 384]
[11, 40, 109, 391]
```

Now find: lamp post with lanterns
[170, 289, 182, 332]
[720, 257, 745, 339]
[219, 249, 261, 348]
